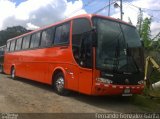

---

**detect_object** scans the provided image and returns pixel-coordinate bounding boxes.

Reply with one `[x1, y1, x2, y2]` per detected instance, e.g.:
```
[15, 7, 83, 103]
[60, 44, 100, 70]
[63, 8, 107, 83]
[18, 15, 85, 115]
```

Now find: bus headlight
[138, 80, 144, 84]
[96, 78, 113, 84]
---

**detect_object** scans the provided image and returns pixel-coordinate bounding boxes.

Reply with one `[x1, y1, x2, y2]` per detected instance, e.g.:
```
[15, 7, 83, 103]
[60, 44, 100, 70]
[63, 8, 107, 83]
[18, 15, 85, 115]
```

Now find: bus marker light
[104, 84, 109, 87]
[119, 86, 123, 89]
[112, 85, 116, 88]
[95, 83, 100, 86]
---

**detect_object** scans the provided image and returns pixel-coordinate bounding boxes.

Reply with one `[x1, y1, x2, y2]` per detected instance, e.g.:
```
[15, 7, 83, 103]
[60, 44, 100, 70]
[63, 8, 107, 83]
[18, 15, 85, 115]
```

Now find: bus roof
[7, 14, 134, 42]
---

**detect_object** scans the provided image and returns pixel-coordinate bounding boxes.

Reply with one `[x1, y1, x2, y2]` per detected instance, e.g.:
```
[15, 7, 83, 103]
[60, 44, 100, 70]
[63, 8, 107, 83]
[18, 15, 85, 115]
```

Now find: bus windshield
[93, 17, 143, 74]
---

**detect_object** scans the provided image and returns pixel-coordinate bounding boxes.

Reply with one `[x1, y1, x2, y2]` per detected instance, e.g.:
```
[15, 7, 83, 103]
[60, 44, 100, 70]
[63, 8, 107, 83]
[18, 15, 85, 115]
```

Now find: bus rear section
[0, 45, 6, 73]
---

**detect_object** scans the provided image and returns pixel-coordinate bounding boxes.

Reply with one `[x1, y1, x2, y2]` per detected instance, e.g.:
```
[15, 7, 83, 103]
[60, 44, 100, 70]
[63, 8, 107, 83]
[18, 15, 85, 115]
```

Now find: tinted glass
[30, 32, 41, 48]
[0, 46, 5, 55]
[22, 35, 31, 49]
[93, 17, 142, 73]
[72, 18, 91, 47]
[72, 18, 92, 68]
[41, 27, 54, 47]
[7, 42, 11, 52]
[10, 40, 16, 51]
[121, 24, 141, 47]
[54, 22, 70, 45]
[15, 38, 22, 50]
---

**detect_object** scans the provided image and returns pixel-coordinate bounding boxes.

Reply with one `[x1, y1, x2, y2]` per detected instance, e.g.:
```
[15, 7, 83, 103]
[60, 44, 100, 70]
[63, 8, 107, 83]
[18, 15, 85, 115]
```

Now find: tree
[0, 26, 30, 46]
[136, 8, 143, 36]
[141, 17, 152, 49]
[151, 32, 160, 51]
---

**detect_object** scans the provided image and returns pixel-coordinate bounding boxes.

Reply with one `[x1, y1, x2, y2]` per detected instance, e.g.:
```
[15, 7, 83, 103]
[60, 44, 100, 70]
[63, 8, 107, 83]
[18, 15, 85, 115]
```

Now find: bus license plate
[124, 88, 131, 94]
[122, 88, 132, 96]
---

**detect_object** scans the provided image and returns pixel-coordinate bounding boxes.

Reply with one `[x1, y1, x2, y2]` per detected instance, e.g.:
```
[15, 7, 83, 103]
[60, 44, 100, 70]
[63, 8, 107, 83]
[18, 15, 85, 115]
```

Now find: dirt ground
[0, 73, 149, 114]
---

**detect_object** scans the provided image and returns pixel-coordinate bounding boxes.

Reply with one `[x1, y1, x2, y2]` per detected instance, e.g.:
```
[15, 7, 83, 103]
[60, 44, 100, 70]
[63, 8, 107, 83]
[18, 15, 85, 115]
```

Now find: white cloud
[0, 0, 86, 30]
[0, 0, 15, 29]
[26, 23, 39, 30]
[64, 0, 86, 17]
[151, 21, 160, 37]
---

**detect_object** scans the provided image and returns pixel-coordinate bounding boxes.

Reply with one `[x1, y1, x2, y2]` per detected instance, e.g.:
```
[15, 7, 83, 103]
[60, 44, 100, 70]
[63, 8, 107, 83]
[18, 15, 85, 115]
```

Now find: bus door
[78, 32, 93, 94]
[72, 18, 93, 94]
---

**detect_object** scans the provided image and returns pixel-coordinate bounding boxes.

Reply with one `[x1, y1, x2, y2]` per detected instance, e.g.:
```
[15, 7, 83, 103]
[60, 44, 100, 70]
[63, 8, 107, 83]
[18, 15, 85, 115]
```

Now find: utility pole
[120, 0, 123, 20]
[108, 0, 111, 16]
[139, 8, 142, 35]
[114, 0, 123, 20]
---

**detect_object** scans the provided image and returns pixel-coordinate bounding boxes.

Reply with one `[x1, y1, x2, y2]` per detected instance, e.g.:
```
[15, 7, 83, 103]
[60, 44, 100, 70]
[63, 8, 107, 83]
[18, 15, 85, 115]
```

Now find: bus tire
[11, 67, 16, 79]
[54, 72, 69, 95]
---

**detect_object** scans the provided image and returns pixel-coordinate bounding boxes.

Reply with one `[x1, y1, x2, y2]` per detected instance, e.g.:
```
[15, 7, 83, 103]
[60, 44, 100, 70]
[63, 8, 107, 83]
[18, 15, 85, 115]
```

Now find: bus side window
[7, 42, 11, 52]
[30, 32, 41, 48]
[15, 38, 22, 51]
[41, 27, 55, 47]
[10, 40, 16, 52]
[72, 18, 92, 68]
[0, 48, 2, 56]
[22, 35, 31, 50]
[54, 22, 70, 45]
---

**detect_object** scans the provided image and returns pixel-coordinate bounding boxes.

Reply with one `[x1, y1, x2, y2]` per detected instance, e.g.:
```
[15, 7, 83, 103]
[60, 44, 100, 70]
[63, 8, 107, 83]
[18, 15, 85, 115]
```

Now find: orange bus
[4, 14, 144, 96]
[0, 45, 6, 73]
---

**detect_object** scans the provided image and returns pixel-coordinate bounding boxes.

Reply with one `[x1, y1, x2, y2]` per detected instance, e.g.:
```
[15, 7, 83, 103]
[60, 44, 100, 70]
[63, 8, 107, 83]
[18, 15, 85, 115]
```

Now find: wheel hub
[56, 77, 64, 91]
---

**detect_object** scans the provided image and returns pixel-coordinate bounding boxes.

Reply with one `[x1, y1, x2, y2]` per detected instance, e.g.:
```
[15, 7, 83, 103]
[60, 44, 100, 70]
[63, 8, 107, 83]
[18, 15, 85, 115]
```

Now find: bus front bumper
[92, 83, 144, 96]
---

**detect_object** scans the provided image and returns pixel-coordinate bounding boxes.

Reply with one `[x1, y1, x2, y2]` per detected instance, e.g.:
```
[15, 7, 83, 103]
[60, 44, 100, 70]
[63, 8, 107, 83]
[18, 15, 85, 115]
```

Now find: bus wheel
[11, 67, 16, 79]
[54, 72, 69, 95]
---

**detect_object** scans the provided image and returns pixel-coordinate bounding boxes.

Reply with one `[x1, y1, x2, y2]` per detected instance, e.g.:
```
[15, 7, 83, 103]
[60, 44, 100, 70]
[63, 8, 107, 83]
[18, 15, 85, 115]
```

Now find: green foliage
[130, 94, 160, 112]
[136, 8, 143, 35]
[141, 18, 152, 49]
[150, 33, 160, 51]
[0, 26, 29, 46]
[136, 10, 153, 49]
[152, 41, 160, 50]
[136, 9, 160, 50]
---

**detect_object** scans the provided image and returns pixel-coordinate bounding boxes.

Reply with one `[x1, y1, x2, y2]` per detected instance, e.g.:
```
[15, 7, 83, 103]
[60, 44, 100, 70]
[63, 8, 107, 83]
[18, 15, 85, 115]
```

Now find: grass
[130, 88, 160, 112]
[130, 95, 160, 112]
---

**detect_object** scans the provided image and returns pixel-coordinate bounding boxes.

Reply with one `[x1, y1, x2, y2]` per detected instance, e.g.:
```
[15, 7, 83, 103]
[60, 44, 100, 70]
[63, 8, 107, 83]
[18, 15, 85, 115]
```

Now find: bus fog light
[96, 78, 113, 84]
[138, 80, 144, 84]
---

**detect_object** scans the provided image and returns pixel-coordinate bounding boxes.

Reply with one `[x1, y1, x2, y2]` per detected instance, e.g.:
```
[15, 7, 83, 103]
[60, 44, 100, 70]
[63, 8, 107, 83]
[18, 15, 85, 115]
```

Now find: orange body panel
[3, 14, 144, 96]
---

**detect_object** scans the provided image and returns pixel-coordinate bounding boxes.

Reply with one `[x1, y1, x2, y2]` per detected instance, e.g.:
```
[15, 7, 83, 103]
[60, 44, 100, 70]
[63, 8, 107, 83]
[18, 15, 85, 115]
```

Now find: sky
[0, 0, 160, 37]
